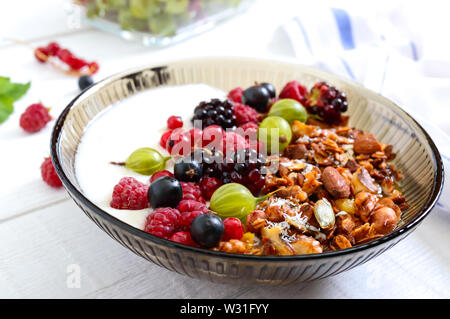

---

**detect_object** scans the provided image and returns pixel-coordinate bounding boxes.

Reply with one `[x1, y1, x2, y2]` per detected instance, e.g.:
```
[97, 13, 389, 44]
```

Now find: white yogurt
[75, 84, 226, 229]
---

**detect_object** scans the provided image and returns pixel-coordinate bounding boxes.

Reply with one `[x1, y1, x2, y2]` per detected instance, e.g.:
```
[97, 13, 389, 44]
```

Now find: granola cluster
[220, 118, 407, 255]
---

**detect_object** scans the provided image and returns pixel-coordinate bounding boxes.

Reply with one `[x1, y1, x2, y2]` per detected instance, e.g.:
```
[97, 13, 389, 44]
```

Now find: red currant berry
[46, 42, 61, 56]
[150, 170, 174, 183]
[199, 177, 222, 200]
[34, 47, 49, 63]
[222, 217, 244, 241]
[167, 116, 183, 130]
[56, 48, 72, 63]
[66, 56, 88, 70]
[168, 129, 191, 156]
[88, 61, 99, 74]
[184, 128, 202, 148]
[160, 130, 173, 149]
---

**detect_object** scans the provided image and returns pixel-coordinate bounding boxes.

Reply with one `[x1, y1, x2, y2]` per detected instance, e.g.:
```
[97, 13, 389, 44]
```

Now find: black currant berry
[260, 82, 276, 98]
[147, 176, 183, 208]
[242, 85, 270, 113]
[78, 75, 94, 91]
[174, 158, 203, 182]
[190, 213, 224, 248]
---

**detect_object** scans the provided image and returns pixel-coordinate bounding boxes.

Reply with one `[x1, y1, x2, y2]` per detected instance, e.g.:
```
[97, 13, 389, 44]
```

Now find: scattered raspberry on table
[40, 157, 62, 188]
[19, 103, 52, 133]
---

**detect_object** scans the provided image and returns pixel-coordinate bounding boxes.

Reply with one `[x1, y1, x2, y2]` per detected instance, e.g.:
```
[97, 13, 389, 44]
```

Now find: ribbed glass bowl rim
[50, 56, 444, 262]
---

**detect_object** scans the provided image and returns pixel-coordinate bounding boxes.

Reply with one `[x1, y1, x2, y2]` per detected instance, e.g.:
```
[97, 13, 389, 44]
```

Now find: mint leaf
[0, 77, 13, 95]
[4, 81, 31, 101]
[0, 77, 31, 124]
[0, 95, 14, 124]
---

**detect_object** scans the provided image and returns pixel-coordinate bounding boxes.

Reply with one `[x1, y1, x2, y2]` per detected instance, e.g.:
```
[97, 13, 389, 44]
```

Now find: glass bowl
[71, 0, 254, 46]
[51, 57, 443, 285]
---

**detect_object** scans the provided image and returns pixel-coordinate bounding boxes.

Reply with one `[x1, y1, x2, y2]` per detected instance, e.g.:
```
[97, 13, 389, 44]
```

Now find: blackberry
[305, 82, 348, 124]
[192, 99, 236, 129]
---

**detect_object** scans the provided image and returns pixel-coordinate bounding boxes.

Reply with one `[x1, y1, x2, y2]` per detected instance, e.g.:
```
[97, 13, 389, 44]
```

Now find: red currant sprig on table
[34, 42, 99, 75]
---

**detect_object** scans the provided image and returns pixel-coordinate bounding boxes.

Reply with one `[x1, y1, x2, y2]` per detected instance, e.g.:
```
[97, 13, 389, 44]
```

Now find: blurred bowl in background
[70, 0, 254, 46]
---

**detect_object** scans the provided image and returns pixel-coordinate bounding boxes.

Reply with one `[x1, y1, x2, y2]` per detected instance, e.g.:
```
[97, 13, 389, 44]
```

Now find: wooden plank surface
[1, 199, 449, 298]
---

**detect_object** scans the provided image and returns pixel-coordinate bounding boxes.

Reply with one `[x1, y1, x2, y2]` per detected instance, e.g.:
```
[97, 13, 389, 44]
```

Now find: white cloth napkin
[281, 1, 450, 211]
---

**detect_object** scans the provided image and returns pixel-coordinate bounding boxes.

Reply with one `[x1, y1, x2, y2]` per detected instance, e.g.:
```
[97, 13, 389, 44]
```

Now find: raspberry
[199, 177, 222, 200]
[222, 131, 248, 153]
[167, 115, 183, 129]
[233, 103, 259, 126]
[19, 103, 52, 133]
[227, 87, 243, 103]
[279, 81, 308, 105]
[40, 157, 62, 188]
[181, 182, 205, 203]
[145, 207, 181, 239]
[239, 121, 259, 141]
[179, 210, 205, 230]
[110, 177, 149, 210]
[170, 231, 199, 247]
[222, 217, 244, 241]
[177, 200, 208, 213]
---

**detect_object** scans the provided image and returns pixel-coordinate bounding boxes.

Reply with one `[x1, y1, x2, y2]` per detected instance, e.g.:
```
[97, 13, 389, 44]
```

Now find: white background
[0, 0, 449, 298]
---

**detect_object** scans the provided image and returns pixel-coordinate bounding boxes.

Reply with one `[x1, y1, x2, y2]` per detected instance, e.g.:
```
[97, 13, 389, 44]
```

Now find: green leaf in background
[0, 77, 31, 124]
[0, 77, 13, 95]
[0, 95, 14, 124]
[4, 82, 30, 101]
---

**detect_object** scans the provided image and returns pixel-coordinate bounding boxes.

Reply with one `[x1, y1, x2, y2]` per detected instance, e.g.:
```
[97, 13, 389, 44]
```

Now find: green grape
[95, 0, 108, 12]
[148, 13, 176, 36]
[118, 9, 148, 30]
[130, 0, 151, 18]
[268, 98, 307, 124]
[258, 116, 292, 154]
[125, 147, 171, 175]
[164, 0, 189, 14]
[85, 1, 100, 18]
[210, 183, 275, 222]
[106, 0, 127, 9]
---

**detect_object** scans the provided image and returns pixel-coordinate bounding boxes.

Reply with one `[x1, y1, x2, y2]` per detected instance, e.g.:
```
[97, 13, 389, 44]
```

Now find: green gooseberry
[268, 98, 308, 123]
[258, 116, 292, 154]
[209, 183, 278, 222]
[125, 147, 171, 175]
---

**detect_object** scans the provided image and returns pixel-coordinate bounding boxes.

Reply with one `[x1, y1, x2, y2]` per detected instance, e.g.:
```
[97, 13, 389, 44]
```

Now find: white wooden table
[1, 0, 449, 299]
